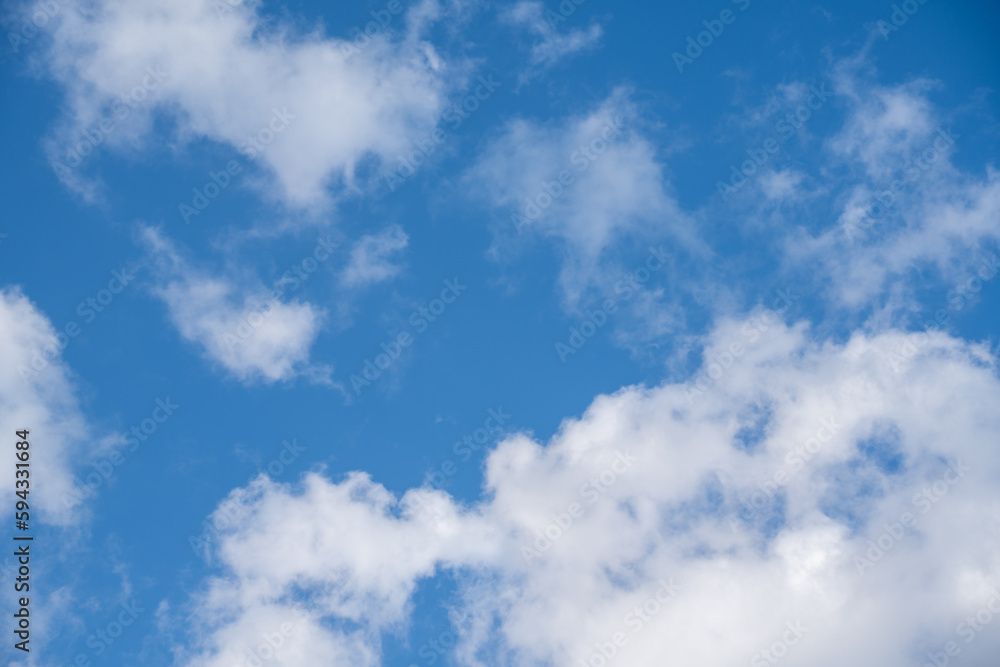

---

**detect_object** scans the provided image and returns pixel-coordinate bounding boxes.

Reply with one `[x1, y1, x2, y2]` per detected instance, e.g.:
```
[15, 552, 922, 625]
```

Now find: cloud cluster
[720, 67, 1000, 312]
[181, 320, 1000, 666]
[17, 7, 1000, 665]
[810, 73, 1000, 308]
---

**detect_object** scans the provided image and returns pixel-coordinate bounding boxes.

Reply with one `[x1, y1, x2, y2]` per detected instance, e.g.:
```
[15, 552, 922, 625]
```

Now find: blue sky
[2, 1, 1000, 666]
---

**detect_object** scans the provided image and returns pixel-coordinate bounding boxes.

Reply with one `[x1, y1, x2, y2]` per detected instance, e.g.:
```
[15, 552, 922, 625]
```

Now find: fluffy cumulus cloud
[341, 224, 410, 288]
[140, 228, 327, 384]
[180, 320, 1000, 666]
[37, 0, 467, 207]
[467, 88, 691, 304]
[0, 288, 97, 525]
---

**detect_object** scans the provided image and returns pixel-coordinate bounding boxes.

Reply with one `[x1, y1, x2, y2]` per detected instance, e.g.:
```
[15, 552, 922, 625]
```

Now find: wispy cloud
[340, 225, 409, 288]
[139, 227, 329, 384]
[503, 1, 603, 80]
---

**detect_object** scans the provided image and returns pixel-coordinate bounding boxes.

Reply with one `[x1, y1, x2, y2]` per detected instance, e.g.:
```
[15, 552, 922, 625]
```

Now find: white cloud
[0, 288, 96, 526]
[466, 88, 693, 304]
[503, 1, 602, 77]
[783, 70, 1000, 309]
[340, 224, 409, 288]
[760, 169, 805, 200]
[716, 65, 1000, 313]
[36, 0, 469, 208]
[826, 77, 939, 182]
[179, 320, 1000, 666]
[140, 228, 327, 384]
